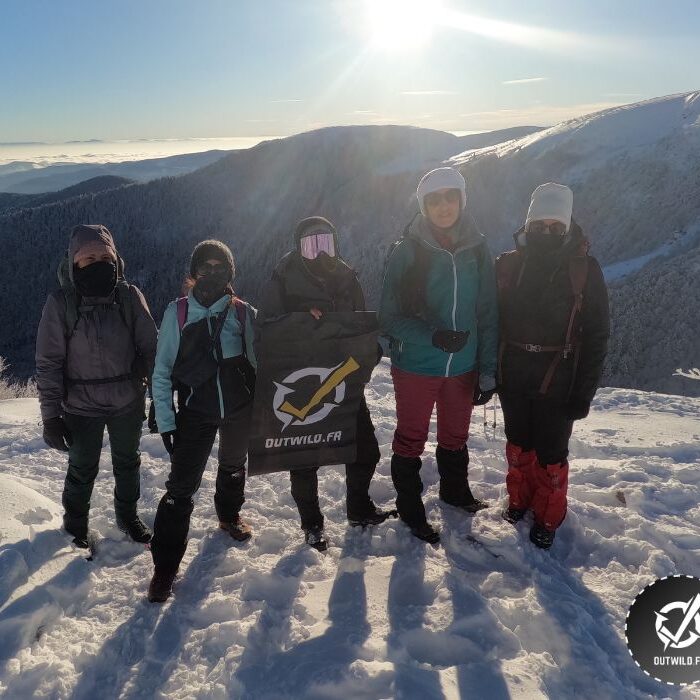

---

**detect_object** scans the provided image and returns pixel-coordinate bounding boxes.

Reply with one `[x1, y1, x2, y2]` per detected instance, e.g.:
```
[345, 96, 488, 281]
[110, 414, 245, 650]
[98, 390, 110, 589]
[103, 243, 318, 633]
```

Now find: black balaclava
[73, 260, 118, 298]
[190, 240, 234, 308]
[526, 229, 566, 257]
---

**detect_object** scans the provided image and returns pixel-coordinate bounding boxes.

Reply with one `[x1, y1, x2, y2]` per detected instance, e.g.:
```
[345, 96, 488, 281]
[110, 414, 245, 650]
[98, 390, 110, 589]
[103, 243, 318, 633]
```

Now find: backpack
[57, 256, 148, 387]
[384, 213, 432, 319]
[495, 238, 590, 396]
[172, 295, 255, 409]
[386, 213, 487, 319]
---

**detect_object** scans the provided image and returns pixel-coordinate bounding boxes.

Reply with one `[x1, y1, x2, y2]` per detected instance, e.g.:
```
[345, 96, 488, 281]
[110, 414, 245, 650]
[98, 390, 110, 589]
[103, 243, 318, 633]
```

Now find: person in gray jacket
[35, 224, 157, 547]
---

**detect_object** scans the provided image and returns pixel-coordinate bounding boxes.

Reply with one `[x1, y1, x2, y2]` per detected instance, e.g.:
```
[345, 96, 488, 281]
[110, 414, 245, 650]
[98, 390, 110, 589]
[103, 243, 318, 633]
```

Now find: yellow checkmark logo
[279, 357, 360, 421]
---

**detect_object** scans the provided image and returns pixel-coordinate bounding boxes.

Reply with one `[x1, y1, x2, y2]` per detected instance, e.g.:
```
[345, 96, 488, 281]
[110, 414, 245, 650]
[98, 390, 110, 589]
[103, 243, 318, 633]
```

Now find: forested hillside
[0, 101, 697, 396]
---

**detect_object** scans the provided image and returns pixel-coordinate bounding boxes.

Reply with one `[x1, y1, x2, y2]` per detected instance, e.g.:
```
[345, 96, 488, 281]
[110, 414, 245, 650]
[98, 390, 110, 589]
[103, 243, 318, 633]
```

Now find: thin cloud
[352, 110, 378, 115]
[401, 90, 459, 96]
[269, 99, 304, 104]
[503, 77, 548, 85]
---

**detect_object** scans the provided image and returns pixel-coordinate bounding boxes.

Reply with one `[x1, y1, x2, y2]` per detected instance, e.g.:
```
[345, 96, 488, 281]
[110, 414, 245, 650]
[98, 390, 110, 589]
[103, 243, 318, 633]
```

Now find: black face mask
[305, 251, 338, 278]
[73, 261, 117, 298]
[193, 268, 231, 308]
[526, 230, 565, 256]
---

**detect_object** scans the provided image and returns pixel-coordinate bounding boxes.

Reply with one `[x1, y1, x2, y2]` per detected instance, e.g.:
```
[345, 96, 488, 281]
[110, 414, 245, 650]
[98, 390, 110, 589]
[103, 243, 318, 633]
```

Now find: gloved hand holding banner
[249, 311, 379, 475]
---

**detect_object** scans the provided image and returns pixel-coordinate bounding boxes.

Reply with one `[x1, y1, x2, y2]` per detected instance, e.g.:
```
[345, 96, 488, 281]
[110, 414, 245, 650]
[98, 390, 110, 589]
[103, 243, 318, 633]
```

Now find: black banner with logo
[248, 311, 379, 475]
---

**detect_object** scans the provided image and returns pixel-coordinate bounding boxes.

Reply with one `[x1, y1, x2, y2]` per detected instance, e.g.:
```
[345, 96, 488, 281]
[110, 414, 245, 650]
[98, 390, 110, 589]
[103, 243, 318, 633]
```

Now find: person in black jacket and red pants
[496, 183, 609, 550]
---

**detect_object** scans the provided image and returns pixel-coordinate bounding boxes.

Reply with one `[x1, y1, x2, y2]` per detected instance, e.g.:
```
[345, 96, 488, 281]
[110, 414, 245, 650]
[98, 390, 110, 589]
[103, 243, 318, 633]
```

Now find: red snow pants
[391, 366, 476, 458]
[506, 442, 569, 531]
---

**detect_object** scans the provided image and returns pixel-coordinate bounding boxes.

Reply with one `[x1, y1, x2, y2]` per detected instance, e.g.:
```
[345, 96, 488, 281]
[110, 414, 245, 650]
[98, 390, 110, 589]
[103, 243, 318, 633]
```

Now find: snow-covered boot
[117, 515, 153, 544]
[219, 516, 253, 542]
[436, 446, 488, 514]
[501, 506, 527, 524]
[148, 567, 177, 603]
[348, 505, 398, 527]
[529, 524, 555, 550]
[304, 527, 328, 552]
[409, 521, 440, 544]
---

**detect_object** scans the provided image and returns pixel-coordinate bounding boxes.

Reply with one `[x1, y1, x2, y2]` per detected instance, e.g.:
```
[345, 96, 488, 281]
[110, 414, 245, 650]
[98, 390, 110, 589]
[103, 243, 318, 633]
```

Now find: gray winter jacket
[35, 225, 158, 420]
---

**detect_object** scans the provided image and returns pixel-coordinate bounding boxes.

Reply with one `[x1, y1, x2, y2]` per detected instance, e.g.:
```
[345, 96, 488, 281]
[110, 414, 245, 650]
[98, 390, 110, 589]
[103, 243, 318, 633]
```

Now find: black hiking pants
[62, 403, 145, 539]
[499, 392, 574, 466]
[290, 397, 380, 530]
[151, 403, 251, 573]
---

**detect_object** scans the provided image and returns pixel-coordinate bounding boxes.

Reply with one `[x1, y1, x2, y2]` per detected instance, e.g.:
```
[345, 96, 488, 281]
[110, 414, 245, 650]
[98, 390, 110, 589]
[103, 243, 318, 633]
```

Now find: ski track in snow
[0, 363, 699, 699]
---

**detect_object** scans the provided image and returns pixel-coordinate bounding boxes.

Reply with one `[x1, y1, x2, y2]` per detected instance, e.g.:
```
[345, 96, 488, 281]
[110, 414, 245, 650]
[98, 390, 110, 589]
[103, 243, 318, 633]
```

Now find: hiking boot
[148, 567, 177, 603]
[451, 497, 489, 514]
[501, 506, 527, 524]
[219, 516, 253, 542]
[304, 527, 328, 552]
[117, 515, 153, 544]
[530, 524, 555, 550]
[409, 521, 440, 544]
[348, 507, 398, 528]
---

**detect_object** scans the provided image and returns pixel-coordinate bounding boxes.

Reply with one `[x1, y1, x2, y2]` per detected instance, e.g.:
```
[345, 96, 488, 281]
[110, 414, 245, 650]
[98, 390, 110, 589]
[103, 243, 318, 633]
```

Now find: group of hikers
[35, 166, 610, 603]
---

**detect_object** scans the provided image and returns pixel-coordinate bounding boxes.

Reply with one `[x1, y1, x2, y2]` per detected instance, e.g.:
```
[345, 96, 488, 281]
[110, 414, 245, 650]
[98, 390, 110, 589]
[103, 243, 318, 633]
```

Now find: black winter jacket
[496, 222, 610, 404]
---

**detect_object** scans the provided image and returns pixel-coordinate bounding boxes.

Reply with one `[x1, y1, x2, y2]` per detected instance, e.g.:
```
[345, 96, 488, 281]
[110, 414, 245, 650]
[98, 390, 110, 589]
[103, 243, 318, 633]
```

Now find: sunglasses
[300, 231, 336, 260]
[527, 220, 567, 236]
[424, 189, 461, 208]
[195, 261, 229, 277]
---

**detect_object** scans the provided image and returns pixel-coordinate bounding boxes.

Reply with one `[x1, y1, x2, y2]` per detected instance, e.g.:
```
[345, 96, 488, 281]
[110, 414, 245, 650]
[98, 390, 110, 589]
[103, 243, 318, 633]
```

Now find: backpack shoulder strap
[115, 281, 136, 336]
[233, 297, 248, 358]
[568, 254, 589, 313]
[176, 296, 189, 332]
[57, 258, 80, 338]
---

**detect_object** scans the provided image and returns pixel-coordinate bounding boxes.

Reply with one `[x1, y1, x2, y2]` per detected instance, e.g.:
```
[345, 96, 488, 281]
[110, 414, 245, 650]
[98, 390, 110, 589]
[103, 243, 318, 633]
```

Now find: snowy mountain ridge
[0, 91, 698, 394]
[1, 368, 699, 698]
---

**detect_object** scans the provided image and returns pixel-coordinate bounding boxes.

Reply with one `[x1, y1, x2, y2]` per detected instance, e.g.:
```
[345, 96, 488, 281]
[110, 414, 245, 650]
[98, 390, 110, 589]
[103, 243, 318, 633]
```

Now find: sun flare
[365, 0, 441, 51]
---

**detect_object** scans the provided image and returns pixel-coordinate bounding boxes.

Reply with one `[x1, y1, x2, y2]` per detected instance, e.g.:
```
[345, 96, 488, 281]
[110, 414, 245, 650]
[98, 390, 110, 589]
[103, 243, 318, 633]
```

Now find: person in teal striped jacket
[379, 167, 498, 543]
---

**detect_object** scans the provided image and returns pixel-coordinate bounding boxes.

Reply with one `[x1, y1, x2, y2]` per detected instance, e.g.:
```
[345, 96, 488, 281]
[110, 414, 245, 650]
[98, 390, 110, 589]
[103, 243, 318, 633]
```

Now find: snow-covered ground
[1, 363, 699, 699]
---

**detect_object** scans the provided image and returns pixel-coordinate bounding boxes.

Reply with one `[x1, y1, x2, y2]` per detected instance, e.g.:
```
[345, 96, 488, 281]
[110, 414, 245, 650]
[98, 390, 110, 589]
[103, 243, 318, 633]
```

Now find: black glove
[565, 398, 590, 421]
[473, 385, 497, 406]
[147, 402, 158, 433]
[161, 430, 177, 455]
[43, 416, 73, 452]
[432, 329, 469, 353]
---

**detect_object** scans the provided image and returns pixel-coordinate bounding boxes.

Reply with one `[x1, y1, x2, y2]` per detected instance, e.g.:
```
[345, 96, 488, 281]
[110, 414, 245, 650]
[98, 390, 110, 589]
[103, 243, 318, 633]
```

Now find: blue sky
[1, 0, 699, 142]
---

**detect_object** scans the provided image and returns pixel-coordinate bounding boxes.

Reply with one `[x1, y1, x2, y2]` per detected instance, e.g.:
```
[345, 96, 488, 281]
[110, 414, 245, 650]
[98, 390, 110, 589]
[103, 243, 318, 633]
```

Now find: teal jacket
[379, 215, 498, 378]
[152, 291, 257, 433]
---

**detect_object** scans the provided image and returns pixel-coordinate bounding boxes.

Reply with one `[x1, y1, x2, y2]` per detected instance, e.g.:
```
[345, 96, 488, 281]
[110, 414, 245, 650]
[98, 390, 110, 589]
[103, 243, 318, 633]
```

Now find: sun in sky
[365, 0, 441, 51]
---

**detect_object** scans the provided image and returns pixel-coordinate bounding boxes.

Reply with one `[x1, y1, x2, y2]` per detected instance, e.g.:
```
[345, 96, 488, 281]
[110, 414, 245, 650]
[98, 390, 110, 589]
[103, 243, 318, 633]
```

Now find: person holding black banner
[148, 240, 257, 602]
[257, 216, 391, 552]
[380, 167, 498, 544]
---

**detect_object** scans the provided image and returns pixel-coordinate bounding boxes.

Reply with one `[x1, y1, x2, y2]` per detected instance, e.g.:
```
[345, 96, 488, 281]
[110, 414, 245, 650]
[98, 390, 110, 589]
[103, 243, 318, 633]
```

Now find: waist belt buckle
[525, 344, 542, 352]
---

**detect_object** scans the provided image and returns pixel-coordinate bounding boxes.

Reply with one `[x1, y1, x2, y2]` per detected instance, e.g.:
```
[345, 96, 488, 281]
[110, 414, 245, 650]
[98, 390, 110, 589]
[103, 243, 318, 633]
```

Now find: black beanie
[189, 240, 235, 278]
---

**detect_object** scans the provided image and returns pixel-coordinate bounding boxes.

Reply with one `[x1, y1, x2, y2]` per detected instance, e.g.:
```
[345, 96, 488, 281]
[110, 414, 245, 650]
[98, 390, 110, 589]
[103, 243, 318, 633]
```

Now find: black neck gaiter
[73, 261, 117, 298]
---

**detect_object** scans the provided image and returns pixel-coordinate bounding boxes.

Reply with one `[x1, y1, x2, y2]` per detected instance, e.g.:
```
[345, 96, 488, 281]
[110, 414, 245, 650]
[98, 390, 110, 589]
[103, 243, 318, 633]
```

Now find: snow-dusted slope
[1, 366, 699, 699]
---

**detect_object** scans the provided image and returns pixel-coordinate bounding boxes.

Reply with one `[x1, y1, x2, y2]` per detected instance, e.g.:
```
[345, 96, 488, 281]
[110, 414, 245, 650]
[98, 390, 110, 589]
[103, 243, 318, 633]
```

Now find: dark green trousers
[63, 404, 144, 537]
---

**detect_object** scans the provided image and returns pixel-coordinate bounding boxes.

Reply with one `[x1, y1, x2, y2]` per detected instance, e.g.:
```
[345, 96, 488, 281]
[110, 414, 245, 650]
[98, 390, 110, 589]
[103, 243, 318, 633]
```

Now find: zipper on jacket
[444, 251, 458, 378]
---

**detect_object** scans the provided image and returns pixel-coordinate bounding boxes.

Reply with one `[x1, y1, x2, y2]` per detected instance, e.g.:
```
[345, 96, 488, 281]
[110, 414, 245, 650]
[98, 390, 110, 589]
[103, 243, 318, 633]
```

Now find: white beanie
[525, 182, 573, 232]
[416, 167, 467, 216]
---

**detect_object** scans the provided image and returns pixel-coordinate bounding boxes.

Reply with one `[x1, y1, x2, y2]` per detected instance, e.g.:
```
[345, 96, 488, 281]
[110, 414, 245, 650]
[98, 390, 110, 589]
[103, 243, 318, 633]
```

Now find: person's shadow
[529, 524, 678, 699]
[68, 530, 237, 700]
[440, 507, 514, 700]
[233, 529, 372, 699]
[387, 538, 445, 700]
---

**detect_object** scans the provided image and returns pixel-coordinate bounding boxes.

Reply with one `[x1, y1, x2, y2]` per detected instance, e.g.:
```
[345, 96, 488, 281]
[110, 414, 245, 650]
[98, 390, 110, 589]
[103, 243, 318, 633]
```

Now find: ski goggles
[299, 231, 336, 260]
[194, 261, 230, 277]
[527, 220, 567, 236]
[424, 189, 461, 208]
